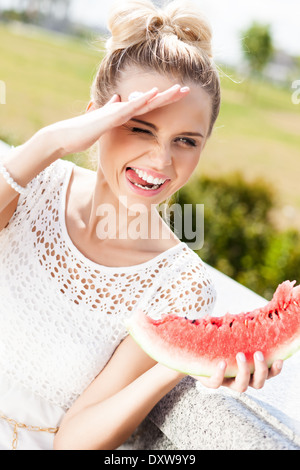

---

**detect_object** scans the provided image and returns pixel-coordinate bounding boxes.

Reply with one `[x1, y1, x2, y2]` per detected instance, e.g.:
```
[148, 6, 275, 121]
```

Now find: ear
[86, 100, 96, 112]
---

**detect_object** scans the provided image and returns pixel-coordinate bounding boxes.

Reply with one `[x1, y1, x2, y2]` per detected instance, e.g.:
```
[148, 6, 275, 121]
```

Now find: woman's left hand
[192, 352, 283, 393]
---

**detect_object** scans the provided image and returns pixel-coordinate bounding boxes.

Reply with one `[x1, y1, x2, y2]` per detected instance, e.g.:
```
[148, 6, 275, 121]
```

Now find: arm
[0, 85, 188, 229]
[53, 335, 283, 450]
[0, 132, 62, 219]
[53, 335, 184, 450]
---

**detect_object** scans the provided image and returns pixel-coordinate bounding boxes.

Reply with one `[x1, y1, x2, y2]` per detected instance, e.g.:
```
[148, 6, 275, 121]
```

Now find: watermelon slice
[126, 281, 300, 377]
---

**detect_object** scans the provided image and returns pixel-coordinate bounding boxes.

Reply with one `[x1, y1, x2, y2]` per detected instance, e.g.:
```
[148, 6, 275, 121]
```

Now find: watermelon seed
[229, 321, 234, 328]
[268, 312, 273, 320]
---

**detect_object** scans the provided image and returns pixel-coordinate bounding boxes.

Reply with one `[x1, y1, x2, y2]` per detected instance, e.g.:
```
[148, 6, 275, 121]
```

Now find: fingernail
[218, 360, 226, 370]
[237, 352, 246, 362]
[128, 91, 144, 101]
[276, 361, 283, 370]
[255, 351, 264, 362]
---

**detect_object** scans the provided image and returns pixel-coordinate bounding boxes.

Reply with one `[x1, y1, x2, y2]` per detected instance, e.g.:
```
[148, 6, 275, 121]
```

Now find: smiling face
[98, 67, 212, 209]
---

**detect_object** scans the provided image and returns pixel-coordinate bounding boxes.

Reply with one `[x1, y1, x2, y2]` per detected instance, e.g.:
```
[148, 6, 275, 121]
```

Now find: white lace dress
[0, 155, 216, 450]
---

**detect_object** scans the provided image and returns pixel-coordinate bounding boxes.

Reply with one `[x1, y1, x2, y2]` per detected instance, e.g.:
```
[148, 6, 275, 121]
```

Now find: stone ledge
[120, 375, 299, 450]
[147, 377, 299, 450]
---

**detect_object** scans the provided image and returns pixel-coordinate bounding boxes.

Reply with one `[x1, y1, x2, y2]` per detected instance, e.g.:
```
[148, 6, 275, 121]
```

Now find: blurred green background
[0, 2, 300, 299]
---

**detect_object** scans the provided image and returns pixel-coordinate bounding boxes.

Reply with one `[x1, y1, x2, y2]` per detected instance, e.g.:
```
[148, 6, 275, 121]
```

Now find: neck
[85, 168, 168, 248]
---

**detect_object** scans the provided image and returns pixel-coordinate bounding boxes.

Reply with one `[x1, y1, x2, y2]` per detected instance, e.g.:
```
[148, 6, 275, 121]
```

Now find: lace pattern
[0, 155, 216, 410]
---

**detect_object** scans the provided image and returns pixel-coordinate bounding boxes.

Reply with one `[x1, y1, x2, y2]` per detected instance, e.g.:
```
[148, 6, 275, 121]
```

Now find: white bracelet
[0, 163, 28, 195]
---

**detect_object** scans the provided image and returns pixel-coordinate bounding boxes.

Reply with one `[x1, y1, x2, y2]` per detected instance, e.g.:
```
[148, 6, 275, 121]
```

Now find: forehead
[117, 67, 212, 137]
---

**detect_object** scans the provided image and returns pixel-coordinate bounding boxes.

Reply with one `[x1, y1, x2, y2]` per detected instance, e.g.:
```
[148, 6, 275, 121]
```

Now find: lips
[125, 168, 170, 196]
[128, 166, 170, 181]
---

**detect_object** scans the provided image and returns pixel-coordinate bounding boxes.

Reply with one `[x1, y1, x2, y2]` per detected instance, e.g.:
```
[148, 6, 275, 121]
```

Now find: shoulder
[0, 158, 74, 232]
[69, 159, 95, 182]
[146, 243, 217, 320]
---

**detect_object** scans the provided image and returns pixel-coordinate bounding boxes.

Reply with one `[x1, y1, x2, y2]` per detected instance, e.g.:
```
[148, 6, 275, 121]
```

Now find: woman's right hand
[39, 84, 190, 157]
[44, 84, 190, 156]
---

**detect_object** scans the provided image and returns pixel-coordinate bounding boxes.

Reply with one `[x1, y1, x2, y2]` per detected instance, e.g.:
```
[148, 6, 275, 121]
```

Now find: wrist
[3, 129, 64, 189]
[153, 363, 185, 385]
[35, 126, 65, 162]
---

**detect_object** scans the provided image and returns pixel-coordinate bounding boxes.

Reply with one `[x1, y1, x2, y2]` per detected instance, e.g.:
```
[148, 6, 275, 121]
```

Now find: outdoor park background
[0, 0, 300, 300]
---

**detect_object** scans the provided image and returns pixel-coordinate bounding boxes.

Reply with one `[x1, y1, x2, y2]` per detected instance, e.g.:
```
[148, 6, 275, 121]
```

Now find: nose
[149, 143, 172, 169]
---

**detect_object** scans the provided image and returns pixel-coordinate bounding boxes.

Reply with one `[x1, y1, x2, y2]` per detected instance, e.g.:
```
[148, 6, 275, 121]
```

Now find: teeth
[132, 168, 167, 185]
[132, 182, 161, 190]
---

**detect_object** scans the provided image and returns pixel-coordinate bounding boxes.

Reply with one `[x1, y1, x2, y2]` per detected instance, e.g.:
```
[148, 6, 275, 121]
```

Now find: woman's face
[98, 68, 212, 209]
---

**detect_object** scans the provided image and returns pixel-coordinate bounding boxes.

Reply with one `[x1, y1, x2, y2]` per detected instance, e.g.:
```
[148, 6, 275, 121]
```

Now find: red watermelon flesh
[126, 281, 300, 377]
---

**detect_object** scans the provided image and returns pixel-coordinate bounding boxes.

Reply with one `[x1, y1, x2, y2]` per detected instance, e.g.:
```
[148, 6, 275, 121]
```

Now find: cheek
[100, 129, 150, 163]
[99, 129, 123, 155]
[175, 150, 201, 184]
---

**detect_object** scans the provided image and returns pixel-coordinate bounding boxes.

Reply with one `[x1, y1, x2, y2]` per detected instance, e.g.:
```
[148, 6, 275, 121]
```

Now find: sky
[1, 0, 300, 65]
[69, 0, 300, 65]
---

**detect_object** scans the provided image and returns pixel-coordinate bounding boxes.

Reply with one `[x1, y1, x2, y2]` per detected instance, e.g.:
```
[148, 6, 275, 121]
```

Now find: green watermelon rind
[125, 310, 300, 378]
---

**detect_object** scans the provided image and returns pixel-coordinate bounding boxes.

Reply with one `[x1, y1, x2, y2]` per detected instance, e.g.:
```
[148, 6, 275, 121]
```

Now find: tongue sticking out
[126, 168, 156, 188]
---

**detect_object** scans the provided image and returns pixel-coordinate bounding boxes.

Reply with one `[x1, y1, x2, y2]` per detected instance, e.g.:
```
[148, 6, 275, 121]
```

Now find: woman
[0, 0, 282, 450]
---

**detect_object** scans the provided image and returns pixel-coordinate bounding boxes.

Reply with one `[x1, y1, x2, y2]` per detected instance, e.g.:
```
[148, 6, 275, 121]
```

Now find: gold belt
[0, 413, 59, 450]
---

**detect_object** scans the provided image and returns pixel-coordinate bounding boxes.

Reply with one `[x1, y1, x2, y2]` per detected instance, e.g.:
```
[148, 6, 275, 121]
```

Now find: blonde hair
[91, 0, 221, 137]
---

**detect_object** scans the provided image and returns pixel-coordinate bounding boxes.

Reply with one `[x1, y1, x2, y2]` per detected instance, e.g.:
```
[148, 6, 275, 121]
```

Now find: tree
[241, 22, 274, 75]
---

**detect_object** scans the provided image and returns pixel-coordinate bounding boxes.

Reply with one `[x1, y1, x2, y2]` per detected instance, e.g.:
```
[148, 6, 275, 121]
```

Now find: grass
[0, 22, 103, 145]
[1, 21, 300, 229]
[199, 69, 300, 230]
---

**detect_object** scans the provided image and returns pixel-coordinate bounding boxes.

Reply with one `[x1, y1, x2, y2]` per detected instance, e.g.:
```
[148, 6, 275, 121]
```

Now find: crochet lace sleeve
[0, 149, 61, 231]
[139, 249, 217, 320]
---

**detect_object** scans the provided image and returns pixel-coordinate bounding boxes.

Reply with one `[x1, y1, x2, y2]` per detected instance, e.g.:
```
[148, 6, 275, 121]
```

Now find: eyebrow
[130, 118, 204, 138]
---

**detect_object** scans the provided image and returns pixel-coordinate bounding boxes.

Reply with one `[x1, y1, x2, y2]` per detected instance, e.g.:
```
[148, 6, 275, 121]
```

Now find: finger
[127, 87, 159, 105]
[267, 359, 283, 379]
[105, 88, 159, 127]
[141, 85, 190, 112]
[105, 93, 121, 105]
[229, 353, 251, 393]
[121, 87, 159, 116]
[147, 84, 190, 106]
[249, 351, 269, 389]
[192, 360, 227, 389]
[110, 94, 121, 104]
[128, 84, 190, 118]
[128, 85, 180, 104]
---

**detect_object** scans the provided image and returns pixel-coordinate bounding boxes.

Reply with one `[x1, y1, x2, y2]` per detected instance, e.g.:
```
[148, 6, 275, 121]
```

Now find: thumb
[106, 93, 120, 105]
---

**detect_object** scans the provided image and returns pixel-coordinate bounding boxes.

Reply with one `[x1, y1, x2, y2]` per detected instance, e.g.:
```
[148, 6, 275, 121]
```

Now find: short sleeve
[0, 146, 62, 231]
[141, 249, 217, 320]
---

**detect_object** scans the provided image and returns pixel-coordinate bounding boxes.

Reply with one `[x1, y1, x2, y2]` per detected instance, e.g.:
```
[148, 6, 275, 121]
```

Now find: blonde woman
[0, 0, 282, 450]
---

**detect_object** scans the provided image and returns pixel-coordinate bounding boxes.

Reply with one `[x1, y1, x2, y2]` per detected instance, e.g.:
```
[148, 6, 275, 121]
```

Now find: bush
[259, 229, 300, 298]
[172, 172, 300, 300]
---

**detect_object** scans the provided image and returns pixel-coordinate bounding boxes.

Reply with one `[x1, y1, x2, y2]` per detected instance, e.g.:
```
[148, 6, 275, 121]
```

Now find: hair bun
[163, 1, 212, 57]
[106, 0, 213, 58]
